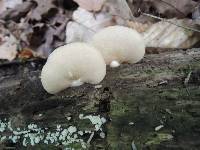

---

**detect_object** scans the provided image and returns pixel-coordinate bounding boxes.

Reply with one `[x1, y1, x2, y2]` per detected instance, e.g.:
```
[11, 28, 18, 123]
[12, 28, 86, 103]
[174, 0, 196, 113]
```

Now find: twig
[184, 71, 192, 96]
[184, 71, 192, 86]
[141, 12, 200, 33]
[87, 132, 94, 144]
[73, 20, 97, 33]
[131, 141, 137, 150]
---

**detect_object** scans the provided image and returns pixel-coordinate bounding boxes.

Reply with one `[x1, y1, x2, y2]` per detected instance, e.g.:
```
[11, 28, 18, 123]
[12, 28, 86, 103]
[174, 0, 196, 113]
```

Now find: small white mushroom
[90, 25, 145, 67]
[41, 42, 106, 94]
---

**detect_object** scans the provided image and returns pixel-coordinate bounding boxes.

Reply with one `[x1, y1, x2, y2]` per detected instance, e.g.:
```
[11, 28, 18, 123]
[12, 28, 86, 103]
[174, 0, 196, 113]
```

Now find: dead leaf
[73, 0, 106, 12]
[36, 9, 69, 57]
[0, 25, 18, 61]
[143, 0, 197, 18]
[105, 0, 134, 20]
[143, 19, 200, 48]
[0, 1, 34, 21]
[18, 48, 34, 59]
[29, 0, 57, 21]
[127, 21, 152, 33]
[4, 6, 69, 58]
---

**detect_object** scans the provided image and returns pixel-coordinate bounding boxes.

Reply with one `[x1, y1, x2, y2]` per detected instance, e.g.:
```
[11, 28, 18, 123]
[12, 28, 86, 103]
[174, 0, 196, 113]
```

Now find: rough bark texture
[0, 48, 200, 150]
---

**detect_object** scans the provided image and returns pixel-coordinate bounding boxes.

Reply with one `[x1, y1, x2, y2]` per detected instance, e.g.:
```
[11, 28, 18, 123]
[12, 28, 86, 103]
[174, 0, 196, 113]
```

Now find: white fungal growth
[90, 25, 145, 66]
[155, 125, 164, 131]
[41, 42, 106, 94]
[110, 60, 120, 68]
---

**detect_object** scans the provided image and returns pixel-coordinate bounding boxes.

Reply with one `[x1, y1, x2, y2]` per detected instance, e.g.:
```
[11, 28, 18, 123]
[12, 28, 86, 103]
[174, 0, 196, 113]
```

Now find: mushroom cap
[41, 42, 106, 94]
[90, 25, 145, 66]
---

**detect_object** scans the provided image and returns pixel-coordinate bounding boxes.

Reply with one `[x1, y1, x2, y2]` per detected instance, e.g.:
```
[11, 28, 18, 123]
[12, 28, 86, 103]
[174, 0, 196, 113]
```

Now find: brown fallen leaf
[18, 48, 34, 59]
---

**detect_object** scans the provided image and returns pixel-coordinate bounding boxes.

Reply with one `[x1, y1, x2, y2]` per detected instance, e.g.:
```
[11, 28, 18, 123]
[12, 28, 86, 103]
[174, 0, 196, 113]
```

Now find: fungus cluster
[41, 25, 145, 94]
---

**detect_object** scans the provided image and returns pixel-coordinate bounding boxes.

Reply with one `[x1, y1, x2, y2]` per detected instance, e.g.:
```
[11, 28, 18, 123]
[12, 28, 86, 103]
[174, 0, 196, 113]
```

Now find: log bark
[0, 48, 200, 149]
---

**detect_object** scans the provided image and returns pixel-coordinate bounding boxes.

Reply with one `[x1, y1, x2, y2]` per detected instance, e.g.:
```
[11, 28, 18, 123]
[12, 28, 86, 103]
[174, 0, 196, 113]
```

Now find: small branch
[87, 132, 94, 144]
[141, 12, 200, 33]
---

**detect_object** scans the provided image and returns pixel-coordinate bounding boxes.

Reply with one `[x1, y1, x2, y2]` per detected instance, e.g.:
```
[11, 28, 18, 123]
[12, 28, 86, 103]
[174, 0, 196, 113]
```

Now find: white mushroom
[90, 25, 145, 67]
[41, 42, 106, 94]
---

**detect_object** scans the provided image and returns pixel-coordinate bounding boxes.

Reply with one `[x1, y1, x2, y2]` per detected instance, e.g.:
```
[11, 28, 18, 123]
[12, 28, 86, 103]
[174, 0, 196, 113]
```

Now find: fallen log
[0, 48, 200, 149]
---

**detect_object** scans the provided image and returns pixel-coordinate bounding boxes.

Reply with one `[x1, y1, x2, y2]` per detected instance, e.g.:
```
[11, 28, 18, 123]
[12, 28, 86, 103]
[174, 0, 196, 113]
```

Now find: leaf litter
[0, 0, 199, 60]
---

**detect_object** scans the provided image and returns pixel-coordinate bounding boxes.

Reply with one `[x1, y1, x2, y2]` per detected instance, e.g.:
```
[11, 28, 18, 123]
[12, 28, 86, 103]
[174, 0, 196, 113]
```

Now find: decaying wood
[0, 48, 200, 149]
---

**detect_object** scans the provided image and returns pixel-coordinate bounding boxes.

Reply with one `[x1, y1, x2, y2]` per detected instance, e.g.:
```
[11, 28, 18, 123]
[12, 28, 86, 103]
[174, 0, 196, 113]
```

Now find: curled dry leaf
[73, 0, 106, 12]
[143, 19, 200, 48]
[0, 26, 18, 61]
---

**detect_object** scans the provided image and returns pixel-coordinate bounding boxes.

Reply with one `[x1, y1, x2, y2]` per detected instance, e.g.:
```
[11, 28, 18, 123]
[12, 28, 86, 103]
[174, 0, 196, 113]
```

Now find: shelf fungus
[90, 25, 145, 67]
[41, 42, 106, 94]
